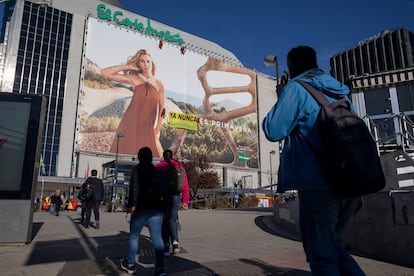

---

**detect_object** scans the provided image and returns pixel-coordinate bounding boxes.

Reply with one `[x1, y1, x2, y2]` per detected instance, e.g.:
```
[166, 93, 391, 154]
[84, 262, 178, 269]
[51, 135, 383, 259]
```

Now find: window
[397, 84, 414, 113]
[14, 1, 73, 176]
[365, 88, 391, 116]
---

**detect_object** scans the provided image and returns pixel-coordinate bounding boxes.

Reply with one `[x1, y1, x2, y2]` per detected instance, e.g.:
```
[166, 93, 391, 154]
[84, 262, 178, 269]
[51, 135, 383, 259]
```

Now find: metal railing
[364, 113, 414, 154]
[398, 113, 414, 150]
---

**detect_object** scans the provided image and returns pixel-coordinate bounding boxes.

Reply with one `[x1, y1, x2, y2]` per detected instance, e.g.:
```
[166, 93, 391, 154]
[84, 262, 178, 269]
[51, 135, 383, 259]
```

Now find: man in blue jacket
[262, 46, 364, 275]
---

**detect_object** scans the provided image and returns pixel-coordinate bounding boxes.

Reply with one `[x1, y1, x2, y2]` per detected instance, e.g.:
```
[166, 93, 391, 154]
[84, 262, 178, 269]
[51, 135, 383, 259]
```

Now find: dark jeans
[162, 194, 181, 247]
[80, 200, 87, 222]
[52, 203, 60, 215]
[298, 191, 365, 276]
[85, 200, 101, 224]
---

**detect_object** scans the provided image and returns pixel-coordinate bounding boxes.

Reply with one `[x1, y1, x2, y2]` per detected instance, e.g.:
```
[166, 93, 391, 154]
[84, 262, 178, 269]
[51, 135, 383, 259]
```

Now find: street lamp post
[264, 55, 279, 86]
[269, 150, 276, 192]
[264, 54, 284, 161]
[112, 133, 124, 212]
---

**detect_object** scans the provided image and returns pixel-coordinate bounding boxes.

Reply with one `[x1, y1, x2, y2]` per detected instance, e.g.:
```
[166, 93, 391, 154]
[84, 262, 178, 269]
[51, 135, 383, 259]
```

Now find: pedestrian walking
[83, 169, 104, 229]
[262, 45, 365, 275]
[155, 149, 189, 256]
[50, 189, 63, 216]
[77, 185, 87, 224]
[121, 147, 169, 276]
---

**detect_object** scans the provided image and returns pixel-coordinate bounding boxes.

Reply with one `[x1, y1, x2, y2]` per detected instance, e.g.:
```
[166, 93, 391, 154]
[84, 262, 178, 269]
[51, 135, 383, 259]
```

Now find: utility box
[0, 93, 45, 243]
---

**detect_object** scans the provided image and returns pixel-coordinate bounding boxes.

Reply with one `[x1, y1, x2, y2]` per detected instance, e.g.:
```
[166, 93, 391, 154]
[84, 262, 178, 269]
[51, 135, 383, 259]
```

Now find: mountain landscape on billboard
[78, 66, 257, 168]
[80, 18, 258, 167]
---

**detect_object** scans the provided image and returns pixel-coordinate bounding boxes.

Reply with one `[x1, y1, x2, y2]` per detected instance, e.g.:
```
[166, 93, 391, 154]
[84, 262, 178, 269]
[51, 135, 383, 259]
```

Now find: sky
[1, 0, 414, 77]
[118, 0, 414, 77]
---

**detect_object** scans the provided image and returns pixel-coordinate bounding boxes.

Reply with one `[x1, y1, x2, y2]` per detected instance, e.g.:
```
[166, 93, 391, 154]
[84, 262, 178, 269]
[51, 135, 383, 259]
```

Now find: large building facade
[330, 28, 414, 189]
[0, 0, 278, 199]
[2, 1, 413, 201]
[330, 28, 414, 84]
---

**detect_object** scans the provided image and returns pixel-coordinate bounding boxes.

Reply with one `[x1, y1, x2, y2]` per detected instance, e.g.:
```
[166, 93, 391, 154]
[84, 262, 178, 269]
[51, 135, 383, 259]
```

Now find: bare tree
[183, 153, 220, 201]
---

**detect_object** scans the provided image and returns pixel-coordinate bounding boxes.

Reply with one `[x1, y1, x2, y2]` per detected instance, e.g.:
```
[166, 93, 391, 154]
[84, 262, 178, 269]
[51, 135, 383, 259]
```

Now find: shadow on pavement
[31, 222, 43, 241]
[240, 258, 311, 276]
[24, 217, 217, 275]
[24, 212, 311, 275]
[202, 258, 311, 276]
[254, 215, 301, 242]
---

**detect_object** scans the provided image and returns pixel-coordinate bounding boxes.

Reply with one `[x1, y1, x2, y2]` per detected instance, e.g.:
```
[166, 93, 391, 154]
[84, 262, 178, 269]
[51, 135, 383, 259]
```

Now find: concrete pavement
[0, 208, 413, 275]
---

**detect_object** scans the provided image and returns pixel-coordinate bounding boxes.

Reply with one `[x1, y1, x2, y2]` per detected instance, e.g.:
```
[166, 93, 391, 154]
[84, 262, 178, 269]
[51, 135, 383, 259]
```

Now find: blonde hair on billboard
[126, 49, 157, 76]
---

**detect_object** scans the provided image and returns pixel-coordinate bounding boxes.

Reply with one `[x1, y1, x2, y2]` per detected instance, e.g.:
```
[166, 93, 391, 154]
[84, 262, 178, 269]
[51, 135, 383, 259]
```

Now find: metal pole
[273, 57, 284, 157]
[39, 176, 44, 212]
[264, 55, 280, 194]
[112, 133, 123, 212]
[264, 55, 279, 86]
[270, 152, 273, 187]
[275, 56, 279, 86]
[269, 150, 275, 193]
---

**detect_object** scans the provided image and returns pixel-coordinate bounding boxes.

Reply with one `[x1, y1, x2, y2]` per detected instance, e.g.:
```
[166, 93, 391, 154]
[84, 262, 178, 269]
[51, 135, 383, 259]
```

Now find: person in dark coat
[50, 189, 63, 216]
[77, 185, 87, 223]
[84, 169, 104, 229]
[120, 147, 168, 276]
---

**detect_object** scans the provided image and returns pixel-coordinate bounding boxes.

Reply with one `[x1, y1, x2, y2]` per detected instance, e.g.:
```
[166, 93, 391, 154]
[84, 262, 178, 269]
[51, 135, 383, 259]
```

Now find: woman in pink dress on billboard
[101, 49, 165, 158]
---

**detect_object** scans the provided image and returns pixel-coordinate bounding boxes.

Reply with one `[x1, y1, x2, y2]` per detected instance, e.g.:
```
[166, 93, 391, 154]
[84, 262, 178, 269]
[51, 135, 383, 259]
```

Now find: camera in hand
[276, 71, 289, 96]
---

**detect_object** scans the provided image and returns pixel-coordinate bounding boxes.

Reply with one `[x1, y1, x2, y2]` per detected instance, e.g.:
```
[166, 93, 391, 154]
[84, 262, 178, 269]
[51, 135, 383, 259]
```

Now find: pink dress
[110, 82, 162, 157]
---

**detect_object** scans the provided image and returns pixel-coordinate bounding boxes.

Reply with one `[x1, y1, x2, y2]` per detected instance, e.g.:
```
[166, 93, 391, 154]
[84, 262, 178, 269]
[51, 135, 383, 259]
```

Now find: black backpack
[163, 162, 184, 195]
[82, 178, 95, 200]
[151, 168, 170, 199]
[297, 80, 386, 197]
[132, 166, 169, 210]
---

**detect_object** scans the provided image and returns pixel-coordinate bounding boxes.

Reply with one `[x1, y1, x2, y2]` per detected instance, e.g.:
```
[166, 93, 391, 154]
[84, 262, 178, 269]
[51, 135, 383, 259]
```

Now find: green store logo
[97, 3, 185, 46]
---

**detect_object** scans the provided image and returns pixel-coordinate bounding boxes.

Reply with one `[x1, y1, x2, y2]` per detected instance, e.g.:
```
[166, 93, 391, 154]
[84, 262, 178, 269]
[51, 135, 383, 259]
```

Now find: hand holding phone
[276, 71, 289, 96]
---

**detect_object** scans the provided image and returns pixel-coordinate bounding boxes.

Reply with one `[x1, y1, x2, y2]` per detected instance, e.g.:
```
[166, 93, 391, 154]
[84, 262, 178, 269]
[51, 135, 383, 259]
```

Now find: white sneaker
[172, 241, 180, 254]
[120, 258, 135, 275]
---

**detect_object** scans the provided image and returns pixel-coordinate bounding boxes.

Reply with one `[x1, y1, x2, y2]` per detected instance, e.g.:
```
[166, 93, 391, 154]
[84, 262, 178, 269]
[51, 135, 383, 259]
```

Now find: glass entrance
[364, 84, 414, 147]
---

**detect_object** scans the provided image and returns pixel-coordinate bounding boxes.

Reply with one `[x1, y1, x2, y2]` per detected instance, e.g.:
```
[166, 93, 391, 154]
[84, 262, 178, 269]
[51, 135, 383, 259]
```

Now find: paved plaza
[0, 208, 413, 275]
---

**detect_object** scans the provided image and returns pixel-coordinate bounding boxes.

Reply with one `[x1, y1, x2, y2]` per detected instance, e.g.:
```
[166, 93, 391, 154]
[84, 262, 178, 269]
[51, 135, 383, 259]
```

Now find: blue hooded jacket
[262, 68, 351, 193]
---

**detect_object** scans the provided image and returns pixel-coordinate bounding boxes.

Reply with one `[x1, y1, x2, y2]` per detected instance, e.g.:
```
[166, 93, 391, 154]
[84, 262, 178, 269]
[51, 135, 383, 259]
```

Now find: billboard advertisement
[77, 17, 258, 168]
[0, 93, 45, 198]
[0, 100, 29, 191]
